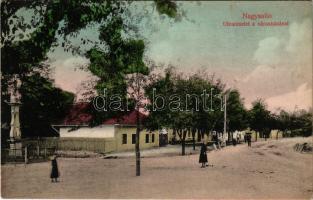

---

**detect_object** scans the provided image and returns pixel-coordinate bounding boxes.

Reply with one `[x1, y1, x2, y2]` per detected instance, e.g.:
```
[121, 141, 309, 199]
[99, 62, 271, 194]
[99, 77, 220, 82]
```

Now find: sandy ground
[1, 137, 313, 199]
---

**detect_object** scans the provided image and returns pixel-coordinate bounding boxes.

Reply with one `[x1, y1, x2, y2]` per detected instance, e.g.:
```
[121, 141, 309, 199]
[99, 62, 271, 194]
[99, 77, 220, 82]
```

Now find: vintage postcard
[1, 0, 312, 199]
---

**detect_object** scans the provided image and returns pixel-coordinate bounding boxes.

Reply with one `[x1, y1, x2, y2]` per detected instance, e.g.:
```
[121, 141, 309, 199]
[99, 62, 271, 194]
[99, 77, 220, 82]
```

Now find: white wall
[233, 131, 245, 140]
[60, 125, 115, 138]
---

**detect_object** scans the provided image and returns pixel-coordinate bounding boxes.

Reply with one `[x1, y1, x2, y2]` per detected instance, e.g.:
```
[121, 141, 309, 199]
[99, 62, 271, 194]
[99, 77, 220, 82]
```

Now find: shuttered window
[132, 134, 136, 144]
[122, 134, 127, 144]
[145, 134, 149, 143]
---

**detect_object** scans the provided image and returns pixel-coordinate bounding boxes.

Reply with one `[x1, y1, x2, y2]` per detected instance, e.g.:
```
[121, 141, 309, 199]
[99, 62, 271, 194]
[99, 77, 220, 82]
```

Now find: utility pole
[223, 94, 227, 142]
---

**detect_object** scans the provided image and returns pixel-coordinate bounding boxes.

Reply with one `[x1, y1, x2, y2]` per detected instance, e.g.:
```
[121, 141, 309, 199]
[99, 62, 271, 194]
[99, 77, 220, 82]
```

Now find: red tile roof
[62, 102, 93, 125]
[103, 110, 147, 125]
[61, 102, 147, 126]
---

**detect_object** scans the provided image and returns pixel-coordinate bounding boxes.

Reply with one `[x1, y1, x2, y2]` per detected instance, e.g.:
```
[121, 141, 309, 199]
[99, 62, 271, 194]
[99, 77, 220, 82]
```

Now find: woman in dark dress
[50, 155, 59, 182]
[199, 141, 208, 168]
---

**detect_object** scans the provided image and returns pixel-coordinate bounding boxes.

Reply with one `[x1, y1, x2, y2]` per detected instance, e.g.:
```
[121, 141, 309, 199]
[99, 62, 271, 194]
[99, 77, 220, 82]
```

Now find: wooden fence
[56, 137, 116, 153]
[21, 137, 116, 153]
[1, 146, 56, 164]
[1, 137, 117, 164]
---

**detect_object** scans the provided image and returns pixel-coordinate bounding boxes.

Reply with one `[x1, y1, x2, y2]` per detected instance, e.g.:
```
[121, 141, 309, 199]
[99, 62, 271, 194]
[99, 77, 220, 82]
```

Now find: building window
[152, 134, 155, 143]
[122, 134, 127, 144]
[132, 134, 136, 144]
[145, 134, 149, 143]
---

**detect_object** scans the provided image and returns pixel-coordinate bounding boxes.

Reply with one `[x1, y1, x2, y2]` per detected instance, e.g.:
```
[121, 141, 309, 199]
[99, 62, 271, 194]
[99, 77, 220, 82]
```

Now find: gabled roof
[103, 110, 147, 125]
[60, 102, 147, 126]
[62, 102, 93, 125]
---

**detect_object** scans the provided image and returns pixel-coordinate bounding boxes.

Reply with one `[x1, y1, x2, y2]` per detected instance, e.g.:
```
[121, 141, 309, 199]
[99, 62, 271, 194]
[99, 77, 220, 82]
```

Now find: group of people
[51, 135, 253, 179]
[199, 133, 253, 168]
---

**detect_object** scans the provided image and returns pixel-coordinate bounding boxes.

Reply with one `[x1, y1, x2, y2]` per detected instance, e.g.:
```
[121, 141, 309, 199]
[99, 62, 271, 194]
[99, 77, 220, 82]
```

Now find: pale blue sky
[48, 1, 312, 112]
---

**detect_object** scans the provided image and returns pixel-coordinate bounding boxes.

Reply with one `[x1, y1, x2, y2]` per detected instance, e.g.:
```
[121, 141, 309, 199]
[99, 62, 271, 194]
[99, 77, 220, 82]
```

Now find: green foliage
[0, 73, 74, 138]
[154, 0, 177, 18]
[1, 0, 179, 137]
[1, 0, 119, 77]
[86, 1, 178, 125]
[20, 74, 74, 137]
[86, 30, 148, 124]
[226, 89, 248, 132]
[144, 69, 226, 134]
[248, 99, 271, 137]
[247, 100, 311, 138]
[1, 1, 123, 137]
[277, 109, 312, 137]
[1, 0, 178, 80]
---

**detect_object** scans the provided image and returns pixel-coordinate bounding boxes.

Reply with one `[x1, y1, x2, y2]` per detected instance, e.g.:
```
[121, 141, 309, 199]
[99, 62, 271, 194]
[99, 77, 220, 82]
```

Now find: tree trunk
[177, 129, 182, 140]
[135, 110, 140, 176]
[276, 131, 279, 140]
[192, 128, 196, 150]
[197, 129, 201, 142]
[182, 129, 186, 156]
[172, 128, 176, 143]
[255, 131, 258, 142]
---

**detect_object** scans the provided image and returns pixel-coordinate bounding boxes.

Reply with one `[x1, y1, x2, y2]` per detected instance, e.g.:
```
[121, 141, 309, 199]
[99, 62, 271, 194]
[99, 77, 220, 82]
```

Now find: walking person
[50, 154, 60, 182]
[199, 140, 208, 168]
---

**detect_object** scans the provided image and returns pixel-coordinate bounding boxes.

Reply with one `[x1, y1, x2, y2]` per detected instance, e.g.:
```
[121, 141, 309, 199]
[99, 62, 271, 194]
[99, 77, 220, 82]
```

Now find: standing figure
[232, 137, 237, 146]
[247, 134, 252, 147]
[199, 141, 208, 168]
[50, 155, 59, 182]
[212, 133, 219, 149]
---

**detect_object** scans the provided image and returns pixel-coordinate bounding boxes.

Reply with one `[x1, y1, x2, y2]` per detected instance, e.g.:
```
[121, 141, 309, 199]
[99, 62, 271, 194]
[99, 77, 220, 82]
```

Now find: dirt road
[2, 137, 313, 199]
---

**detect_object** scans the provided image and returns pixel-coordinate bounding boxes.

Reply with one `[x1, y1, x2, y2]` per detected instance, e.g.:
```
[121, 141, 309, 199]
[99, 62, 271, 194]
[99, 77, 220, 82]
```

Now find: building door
[159, 134, 168, 147]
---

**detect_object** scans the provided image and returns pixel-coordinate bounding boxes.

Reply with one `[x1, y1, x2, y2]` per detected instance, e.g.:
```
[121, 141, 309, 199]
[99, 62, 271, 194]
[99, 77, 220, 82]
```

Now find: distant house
[52, 103, 159, 153]
[166, 129, 205, 144]
[166, 128, 283, 144]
